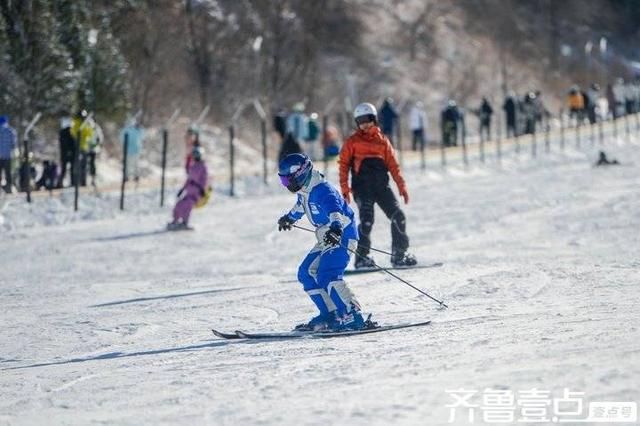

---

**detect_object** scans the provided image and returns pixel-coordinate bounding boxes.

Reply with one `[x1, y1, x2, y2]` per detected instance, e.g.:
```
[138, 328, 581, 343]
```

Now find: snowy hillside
[1, 133, 639, 425]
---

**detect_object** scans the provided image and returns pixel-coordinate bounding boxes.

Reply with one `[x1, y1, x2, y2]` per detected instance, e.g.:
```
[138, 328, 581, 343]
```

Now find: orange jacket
[567, 92, 584, 110]
[339, 126, 407, 195]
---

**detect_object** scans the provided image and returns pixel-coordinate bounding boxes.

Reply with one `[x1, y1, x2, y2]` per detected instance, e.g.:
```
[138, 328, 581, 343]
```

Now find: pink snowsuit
[173, 160, 208, 224]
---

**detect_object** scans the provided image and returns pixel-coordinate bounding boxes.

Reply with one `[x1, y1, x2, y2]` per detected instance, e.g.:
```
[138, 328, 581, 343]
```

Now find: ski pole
[292, 224, 448, 309]
[293, 224, 397, 257]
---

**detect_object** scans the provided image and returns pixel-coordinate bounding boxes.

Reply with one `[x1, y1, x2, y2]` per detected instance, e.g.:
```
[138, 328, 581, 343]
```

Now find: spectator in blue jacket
[0, 115, 17, 193]
[378, 98, 399, 145]
[120, 118, 145, 183]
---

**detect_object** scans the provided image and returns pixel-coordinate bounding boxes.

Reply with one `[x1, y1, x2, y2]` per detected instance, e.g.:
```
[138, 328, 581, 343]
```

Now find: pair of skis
[212, 320, 431, 340]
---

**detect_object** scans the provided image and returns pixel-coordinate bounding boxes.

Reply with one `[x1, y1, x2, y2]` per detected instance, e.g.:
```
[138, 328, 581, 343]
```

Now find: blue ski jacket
[286, 170, 358, 245]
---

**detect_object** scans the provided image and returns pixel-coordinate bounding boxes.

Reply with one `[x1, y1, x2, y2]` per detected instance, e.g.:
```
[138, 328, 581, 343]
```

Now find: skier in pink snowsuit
[168, 146, 208, 230]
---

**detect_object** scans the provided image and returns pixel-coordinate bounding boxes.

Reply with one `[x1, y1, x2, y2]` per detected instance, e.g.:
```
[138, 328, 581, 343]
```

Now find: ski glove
[323, 223, 342, 246]
[278, 215, 295, 231]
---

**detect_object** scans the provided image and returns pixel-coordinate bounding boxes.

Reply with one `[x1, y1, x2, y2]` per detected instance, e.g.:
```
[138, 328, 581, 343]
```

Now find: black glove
[323, 223, 342, 246]
[278, 215, 294, 231]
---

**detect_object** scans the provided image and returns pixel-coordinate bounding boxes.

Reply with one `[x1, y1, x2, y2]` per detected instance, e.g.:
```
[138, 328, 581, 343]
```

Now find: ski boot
[391, 252, 417, 268]
[354, 255, 376, 270]
[332, 305, 366, 331]
[294, 311, 338, 331]
[167, 221, 189, 231]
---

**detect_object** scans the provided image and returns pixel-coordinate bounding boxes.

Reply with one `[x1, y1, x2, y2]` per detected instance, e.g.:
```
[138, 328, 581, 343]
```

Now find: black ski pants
[353, 168, 409, 259]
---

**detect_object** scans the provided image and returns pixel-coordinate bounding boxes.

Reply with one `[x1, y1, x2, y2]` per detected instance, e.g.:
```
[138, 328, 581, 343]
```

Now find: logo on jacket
[309, 203, 320, 214]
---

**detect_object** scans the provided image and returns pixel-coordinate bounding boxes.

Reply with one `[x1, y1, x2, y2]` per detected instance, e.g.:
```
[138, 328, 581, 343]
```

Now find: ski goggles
[278, 159, 311, 190]
[355, 114, 375, 125]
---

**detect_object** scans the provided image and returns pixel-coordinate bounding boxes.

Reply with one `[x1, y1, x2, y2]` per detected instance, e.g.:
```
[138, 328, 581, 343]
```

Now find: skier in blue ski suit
[277, 153, 368, 331]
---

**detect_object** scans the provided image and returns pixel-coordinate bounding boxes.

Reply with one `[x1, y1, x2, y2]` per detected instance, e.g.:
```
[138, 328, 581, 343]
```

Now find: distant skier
[277, 153, 369, 331]
[339, 103, 417, 269]
[595, 151, 620, 167]
[167, 146, 208, 231]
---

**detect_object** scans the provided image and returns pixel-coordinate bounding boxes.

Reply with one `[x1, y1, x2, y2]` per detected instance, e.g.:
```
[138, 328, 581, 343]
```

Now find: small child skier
[168, 146, 208, 230]
[277, 153, 371, 331]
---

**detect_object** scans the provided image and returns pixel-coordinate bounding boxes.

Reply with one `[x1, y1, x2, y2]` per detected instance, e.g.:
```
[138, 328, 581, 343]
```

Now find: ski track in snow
[1, 142, 639, 425]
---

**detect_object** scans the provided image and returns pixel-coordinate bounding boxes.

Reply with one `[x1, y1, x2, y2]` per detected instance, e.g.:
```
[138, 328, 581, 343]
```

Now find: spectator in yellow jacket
[70, 110, 94, 186]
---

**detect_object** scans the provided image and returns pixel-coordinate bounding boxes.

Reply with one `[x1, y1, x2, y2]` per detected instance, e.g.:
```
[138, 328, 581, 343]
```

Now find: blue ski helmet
[278, 153, 313, 192]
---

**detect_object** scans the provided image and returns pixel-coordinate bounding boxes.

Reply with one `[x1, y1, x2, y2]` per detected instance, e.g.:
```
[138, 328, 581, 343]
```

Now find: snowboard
[212, 320, 431, 340]
[344, 262, 443, 275]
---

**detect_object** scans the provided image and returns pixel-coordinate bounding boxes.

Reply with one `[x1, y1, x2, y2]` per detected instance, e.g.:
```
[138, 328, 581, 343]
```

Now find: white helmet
[353, 102, 377, 120]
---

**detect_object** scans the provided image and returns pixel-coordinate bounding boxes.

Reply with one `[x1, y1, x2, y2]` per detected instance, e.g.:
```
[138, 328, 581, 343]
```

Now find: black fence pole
[74, 140, 80, 211]
[496, 112, 502, 163]
[576, 120, 581, 149]
[22, 138, 31, 203]
[531, 130, 537, 158]
[120, 133, 128, 210]
[461, 120, 468, 167]
[420, 132, 426, 171]
[440, 133, 446, 168]
[560, 109, 565, 151]
[598, 116, 604, 145]
[322, 114, 329, 174]
[479, 128, 485, 164]
[261, 118, 268, 185]
[160, 128, 168, 207]
[545, 117, 551, 153]
[590, 119, 596, 147]
[229, 125, 235, 197]
[396, 117, 403, 168]
[625, 112, 631, 142]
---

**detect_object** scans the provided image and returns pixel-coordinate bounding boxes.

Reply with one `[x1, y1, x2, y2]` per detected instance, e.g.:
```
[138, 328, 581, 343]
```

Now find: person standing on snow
[378, 97, 399, 145]
[409, 101, 427, 151]
[57, 115, 75, 188]
[70, 110, 94, 187]
[121, 118, 144, 183]
[0, 115, 17, 193]
[478, 97, 493, 142]
[339, 103, 417, 269]
[167, 146, 208, 230]
[277, 153, 370, 331]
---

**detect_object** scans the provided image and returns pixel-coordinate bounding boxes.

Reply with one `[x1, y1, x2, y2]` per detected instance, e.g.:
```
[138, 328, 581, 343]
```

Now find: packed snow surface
[1, 138, 639, 425]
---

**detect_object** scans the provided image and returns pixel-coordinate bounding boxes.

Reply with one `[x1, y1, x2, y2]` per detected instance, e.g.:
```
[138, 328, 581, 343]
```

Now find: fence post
[160, 128, 168, 207]
[461, 119, 468, 167]
[560, 108, 565, 151]
[613, 112, 618, 141]
[598, 116, 604, 145]
[261, 118, 268, 185]
[229, 125, 235, 197]
[496, 111, 502, 163]
[590, 119, 596, 147]
[576, 120, 581, 149]
[120, 133, 128, 210]
[625, 112, 631, 142]
[396, 117, 403, 168]
[440, 134, 446, 168]
[22, 137, 31, 203]
[322, 114, 329, 174]
[420, 132, 426, 171]
[531, 130, 537, 158]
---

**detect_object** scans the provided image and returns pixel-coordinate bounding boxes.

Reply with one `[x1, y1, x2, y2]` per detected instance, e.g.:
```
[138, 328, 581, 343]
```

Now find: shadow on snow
[89, 287, 246, 308]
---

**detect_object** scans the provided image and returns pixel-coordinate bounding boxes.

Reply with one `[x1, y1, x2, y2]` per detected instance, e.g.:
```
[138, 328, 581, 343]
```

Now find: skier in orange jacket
[339, 102, 417, 269]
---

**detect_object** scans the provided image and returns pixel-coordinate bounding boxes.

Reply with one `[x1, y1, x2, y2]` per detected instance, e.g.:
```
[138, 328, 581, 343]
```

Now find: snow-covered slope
[1, 134, 639, 425]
